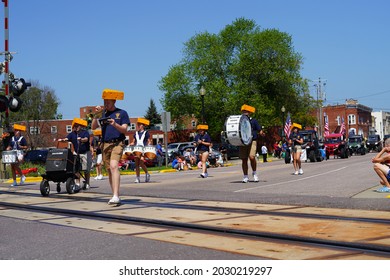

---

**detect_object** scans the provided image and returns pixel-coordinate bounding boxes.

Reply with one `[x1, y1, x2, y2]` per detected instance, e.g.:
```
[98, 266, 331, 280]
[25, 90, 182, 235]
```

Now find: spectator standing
[261, 143, 268, 163]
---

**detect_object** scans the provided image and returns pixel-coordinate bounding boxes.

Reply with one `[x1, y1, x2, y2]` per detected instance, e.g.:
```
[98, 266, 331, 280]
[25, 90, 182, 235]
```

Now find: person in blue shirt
[7, 124, 28, 186]
[58, 118, 92, 190]
[194, 124, 211, 178]
[156, 141, 164, 167]
[130, 118, 152, 183]
[91, 89, 129, 206]
[239, 104, 263, 183]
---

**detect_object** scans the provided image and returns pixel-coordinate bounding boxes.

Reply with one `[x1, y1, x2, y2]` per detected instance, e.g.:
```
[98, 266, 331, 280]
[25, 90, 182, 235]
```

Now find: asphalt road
[0, 152, 389, 260]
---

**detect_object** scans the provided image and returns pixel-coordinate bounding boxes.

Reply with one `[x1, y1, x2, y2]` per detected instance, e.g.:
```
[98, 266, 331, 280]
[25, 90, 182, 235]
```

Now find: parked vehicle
[24, 149, 48, 164]
[366, 134, 382, 152]
[166, 142, 193, 160]
[348, 135, 366, 155]
[211, 143, 239, 159]
[384, 134, 390, 142]
[299, 130, 323, 162]
[324, 134, 349, 159]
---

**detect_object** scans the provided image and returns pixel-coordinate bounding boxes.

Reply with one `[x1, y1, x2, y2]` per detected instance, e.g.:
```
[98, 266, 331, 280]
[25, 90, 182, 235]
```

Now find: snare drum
[123, 146, 134, 156]
[224, 115, 252, 146]
[132, 145, 144, 157]
[143, 146, 157, 159]
[2, 150, 17, 164]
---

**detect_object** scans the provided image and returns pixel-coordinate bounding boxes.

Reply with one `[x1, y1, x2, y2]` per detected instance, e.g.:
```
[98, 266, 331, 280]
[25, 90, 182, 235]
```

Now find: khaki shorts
[102, 142, 125, 169]
[293, 145, 302, 154]
[239, 140, 257, 159]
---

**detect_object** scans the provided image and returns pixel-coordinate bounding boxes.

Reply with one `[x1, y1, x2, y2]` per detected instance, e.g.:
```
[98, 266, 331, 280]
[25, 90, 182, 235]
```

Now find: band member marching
[91, 89, 130, 206]
[7, 124, 28, 186]
[194, 124, 211, 178]
[130, 118, 152, 183]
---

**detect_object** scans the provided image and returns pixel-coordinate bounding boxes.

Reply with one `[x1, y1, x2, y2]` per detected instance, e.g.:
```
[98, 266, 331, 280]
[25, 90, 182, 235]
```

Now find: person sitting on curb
[372, 138, 390, 192]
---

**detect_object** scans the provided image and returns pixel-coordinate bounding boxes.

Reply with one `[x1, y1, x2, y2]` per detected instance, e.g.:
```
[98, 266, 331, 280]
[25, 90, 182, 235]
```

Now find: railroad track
[1, 187, 390, 259]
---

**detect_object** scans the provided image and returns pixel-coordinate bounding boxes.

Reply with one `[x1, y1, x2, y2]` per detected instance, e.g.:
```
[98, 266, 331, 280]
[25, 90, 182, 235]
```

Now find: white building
[371, 111, 390, 139]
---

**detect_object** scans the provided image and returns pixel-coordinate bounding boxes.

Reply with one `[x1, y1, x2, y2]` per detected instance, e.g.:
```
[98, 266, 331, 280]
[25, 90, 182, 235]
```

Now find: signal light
[0, 95, 8, 112]
[11, 78, 31, 96]
[8, 95, 22, 112]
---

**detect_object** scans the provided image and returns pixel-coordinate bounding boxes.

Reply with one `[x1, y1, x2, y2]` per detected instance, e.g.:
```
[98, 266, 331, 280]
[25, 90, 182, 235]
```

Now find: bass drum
[224, 115, 252, 146]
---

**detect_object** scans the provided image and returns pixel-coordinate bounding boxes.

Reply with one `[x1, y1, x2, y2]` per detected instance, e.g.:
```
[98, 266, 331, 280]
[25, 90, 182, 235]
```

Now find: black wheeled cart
[40, 148, 85, 196]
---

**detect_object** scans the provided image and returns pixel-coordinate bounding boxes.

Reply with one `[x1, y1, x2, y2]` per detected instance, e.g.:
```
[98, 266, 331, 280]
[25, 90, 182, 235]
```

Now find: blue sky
[5, 0, 390, 119]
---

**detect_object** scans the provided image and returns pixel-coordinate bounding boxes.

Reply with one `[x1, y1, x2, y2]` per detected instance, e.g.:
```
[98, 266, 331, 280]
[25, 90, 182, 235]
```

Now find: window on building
[51, 126, 57, 134]
[191, 120, 196, 128]
[349, 128, 356, 135]
[66, 125, 72, 133]
[336, 116, 340, 126]
[348, 114, 356, 125]
[30, 127, 40, 135]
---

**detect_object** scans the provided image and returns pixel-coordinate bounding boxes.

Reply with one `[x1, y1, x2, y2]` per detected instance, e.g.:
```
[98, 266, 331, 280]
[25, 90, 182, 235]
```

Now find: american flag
[324, 113, 329, 136]
[284, 112, 292, 139]
[340, 117, 346, 135]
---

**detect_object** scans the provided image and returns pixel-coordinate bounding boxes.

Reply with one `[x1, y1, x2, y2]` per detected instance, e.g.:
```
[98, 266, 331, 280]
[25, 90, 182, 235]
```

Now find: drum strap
[135, 131, 146, 146]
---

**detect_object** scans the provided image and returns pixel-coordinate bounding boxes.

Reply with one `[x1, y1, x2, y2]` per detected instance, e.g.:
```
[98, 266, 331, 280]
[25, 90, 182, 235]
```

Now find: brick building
[318, 99, 372, 138]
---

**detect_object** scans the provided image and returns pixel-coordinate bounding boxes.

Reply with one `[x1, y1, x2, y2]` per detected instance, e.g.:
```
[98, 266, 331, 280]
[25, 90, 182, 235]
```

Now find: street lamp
[200, 86, 206, 123]
[281, 106, 286, 137]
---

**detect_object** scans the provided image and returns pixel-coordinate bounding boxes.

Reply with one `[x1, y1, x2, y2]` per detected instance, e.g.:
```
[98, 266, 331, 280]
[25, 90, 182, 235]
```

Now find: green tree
[159, 18, 316, 140]
[8, 81, 60, 149]
[144, 99, 161, 127]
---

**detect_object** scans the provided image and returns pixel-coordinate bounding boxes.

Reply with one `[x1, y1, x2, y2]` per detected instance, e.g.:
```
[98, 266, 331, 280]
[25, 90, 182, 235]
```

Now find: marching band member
[58, 118, 92, 190]
[7, 124, 28, 186]
[130, 118, 152, 183]
[91, 89, 129, 206]
[194, 124, 211, 178]
[239, 104, 263, 183]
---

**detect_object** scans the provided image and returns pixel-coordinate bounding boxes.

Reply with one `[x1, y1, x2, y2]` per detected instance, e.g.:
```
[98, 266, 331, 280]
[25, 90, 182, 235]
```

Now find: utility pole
[313, 77, 326, 139]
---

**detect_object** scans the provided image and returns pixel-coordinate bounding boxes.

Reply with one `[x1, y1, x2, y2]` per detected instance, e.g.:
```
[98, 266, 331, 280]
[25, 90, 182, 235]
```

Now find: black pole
[282, 111, 285, 138]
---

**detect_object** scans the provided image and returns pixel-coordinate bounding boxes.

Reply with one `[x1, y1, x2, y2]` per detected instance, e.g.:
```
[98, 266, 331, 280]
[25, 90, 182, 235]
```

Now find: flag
[324, 113, 329, 136]
[340, 117, 346, 135]
[284, 112, 292, 139]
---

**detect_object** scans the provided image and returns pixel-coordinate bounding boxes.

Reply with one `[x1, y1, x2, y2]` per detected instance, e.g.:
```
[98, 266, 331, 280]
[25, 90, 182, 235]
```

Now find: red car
[324, 133, 349, 159]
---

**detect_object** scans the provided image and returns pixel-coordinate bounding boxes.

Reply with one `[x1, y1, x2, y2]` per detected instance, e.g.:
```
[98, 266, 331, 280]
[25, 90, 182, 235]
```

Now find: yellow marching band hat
[72, 118, 88, 128]
[241, 104, 256, 113]
[92, 129, 102, 136]
[291, 123, 302, 130]
[102, 88, 124, 100]
[137, 118, 150, 126]
[13, 124, 26, 131]
[197, 124, 208, 130]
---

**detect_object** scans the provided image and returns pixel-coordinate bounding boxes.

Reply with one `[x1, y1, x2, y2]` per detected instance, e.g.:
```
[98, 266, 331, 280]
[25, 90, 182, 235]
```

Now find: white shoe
[253, 174, 259, 182]
[298, 169, 303, 175]
[108, 196, 121, 206]
[134, 177, 140, 183]
[294, 171, 299, 175]
[97, 174, 103, 180]
[145, 173, 150, 182]
[20, 175, 26, 185]
[242, 177, 249, 183]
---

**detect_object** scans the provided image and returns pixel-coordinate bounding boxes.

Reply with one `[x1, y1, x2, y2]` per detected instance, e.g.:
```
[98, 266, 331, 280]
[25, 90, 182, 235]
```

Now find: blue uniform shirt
[133, 130, 150, 146]
[101, 108, 130, 142]
[250, 118, 262, 140]
[9, 136, 27, 151]
[194, 133, 211, 152]
[67, 130, 90, 154]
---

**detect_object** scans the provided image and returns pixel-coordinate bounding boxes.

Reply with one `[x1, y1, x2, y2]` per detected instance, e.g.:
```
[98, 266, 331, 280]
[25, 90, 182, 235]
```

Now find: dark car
[348, 135, 366, 155]
[384, 134, 390, 142]
[212, 143, 239, 159]
[367, 134, 382, 152]
[299, 130, 323, 162]
[24, 149, 48, 164]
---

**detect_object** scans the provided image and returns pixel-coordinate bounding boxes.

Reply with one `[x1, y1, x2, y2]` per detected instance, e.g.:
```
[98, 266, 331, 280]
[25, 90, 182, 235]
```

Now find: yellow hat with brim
[137, 118, 150, 126]
[241, 104, 255, 113]
[197, 124, 208, 130]
[102, 89, 124, 100]
[93, 129, 102, 136]
[72, 118, 88, 127]
[291, 123, 302, 130]
[13, 124, 26, 131]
